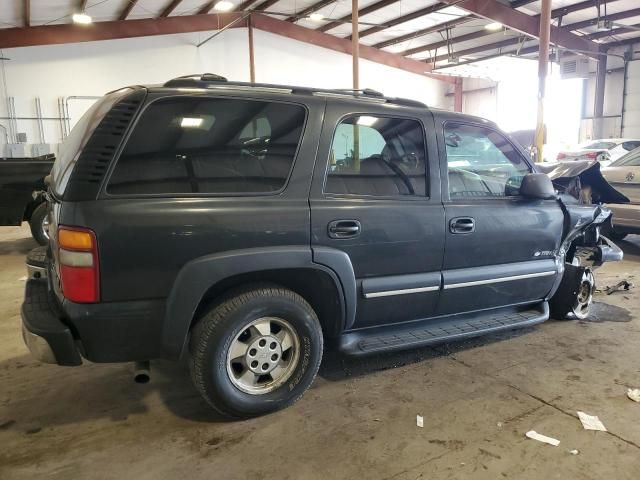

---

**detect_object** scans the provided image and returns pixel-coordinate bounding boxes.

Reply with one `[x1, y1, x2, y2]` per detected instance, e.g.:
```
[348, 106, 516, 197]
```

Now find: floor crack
[508, 384, 640, 451]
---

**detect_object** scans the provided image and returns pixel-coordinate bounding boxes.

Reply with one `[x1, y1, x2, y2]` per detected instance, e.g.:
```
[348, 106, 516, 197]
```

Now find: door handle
[450, 217, 475, 234]
[328, 220, 361, 239]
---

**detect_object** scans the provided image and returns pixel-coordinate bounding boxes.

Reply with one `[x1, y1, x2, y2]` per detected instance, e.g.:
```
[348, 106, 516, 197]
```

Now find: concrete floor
[1, 224, 639, 479]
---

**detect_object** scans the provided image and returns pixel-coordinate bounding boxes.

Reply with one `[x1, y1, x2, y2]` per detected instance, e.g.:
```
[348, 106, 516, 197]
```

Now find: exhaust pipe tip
[133, 361, 150, 384]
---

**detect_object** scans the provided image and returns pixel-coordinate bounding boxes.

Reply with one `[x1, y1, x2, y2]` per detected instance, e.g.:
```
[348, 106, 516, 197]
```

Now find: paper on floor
[577, 411, 607, 431]
[525, 430, 560, 446]
[416, 415, 424, 428]
[627, 388, 640, 403]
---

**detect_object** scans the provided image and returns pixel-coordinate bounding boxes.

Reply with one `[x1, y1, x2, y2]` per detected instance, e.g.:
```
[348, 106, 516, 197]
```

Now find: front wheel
[189, 285, 323, 418]
[550, 266, 594, 320]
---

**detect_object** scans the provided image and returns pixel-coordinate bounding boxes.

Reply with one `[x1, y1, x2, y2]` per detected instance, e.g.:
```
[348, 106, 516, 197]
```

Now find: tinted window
[107, 97, 305, 195]
[611, 147, 640, 167]
[622, 141, 640, 152]
[583, 141, 617, 150]
[445, 123, 530, 198]
[325, 116, 426, 196]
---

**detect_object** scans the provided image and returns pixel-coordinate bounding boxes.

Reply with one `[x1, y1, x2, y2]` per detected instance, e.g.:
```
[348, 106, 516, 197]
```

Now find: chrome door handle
[450, 217, 475, 234]
[328, 220, 361, 239]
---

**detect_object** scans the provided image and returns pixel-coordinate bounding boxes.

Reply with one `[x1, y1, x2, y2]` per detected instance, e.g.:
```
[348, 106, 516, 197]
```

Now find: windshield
[51, 88, 134, 197]
[581, 141, 617, 150]
[610, 147, 640, 167]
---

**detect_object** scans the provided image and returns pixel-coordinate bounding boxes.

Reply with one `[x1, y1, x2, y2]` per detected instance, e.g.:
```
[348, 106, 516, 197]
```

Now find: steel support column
[535, 0, 551, 162]
[594, 53, 607, 139]
[248, 15, 256, 83]
[454, 78, 463, 112]
[352, 0, 359, 90]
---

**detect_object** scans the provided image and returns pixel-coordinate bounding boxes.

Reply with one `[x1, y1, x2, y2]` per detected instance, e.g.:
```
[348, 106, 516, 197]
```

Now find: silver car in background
[602, 147, 640, 239]
[557, 139, 640, 166]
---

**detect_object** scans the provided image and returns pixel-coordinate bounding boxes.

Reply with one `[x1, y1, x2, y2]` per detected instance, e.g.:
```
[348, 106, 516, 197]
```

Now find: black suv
[21, 74, 622, 418]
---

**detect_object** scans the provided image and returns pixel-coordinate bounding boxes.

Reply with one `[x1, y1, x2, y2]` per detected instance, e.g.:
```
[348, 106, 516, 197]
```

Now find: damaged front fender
[560, 202, 622, 268]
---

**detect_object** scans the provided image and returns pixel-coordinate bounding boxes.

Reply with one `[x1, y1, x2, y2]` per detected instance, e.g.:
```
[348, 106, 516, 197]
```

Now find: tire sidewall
[29, 203, 49, 246]
[196, 292, 322, 417]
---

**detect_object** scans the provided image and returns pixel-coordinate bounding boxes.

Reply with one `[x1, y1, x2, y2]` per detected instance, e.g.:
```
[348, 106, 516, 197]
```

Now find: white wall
[0, 28, 448, 153]
[581, 43, 640, 140]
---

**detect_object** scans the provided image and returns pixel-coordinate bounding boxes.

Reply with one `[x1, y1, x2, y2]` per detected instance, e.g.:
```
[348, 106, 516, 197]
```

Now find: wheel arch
[162, 246, 354, 360]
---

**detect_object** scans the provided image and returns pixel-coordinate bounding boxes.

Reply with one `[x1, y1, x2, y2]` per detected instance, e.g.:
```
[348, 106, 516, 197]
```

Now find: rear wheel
[189, 285, 323, 418]
[29, 203, 49, 246]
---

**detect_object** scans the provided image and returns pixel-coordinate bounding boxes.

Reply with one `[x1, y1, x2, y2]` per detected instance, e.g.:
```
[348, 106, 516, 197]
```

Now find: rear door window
[107, 97, 306, 195]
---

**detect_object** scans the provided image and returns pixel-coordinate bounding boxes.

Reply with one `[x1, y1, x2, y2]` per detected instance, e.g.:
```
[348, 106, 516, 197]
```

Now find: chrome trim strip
[443, 271, 557, 290]
[364, 285, 440, 298]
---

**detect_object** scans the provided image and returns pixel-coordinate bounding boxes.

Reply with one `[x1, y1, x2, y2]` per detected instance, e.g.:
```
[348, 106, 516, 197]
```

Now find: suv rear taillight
[58, 226, 100, 303]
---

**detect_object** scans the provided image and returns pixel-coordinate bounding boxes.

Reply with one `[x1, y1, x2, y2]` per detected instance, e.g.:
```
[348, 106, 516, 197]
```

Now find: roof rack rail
[163, 73, 227, 87]
[161, 74, 426, 108]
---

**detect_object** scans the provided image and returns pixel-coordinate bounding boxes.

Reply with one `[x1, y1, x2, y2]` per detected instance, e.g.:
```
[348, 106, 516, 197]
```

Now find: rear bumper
[21, 279, 82, 366]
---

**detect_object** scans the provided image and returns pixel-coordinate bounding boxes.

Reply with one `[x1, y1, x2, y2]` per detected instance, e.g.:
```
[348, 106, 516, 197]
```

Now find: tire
[189, 285, 323, 418]
[550, 267, 594, 320]
[607, 229, 628, 241]
[29, 203, 49, 246]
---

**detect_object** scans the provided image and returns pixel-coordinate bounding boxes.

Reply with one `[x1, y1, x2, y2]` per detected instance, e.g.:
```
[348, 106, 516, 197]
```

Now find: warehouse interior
[1, 1, 640, 479]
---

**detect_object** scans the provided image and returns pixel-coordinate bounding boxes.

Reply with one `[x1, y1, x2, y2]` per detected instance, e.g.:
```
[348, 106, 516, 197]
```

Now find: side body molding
[163, 246, 355, 359]
[312, 247, 358, 330]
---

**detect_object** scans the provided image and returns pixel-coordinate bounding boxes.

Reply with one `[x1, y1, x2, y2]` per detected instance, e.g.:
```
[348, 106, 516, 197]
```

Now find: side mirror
[520, 173, 556, 200]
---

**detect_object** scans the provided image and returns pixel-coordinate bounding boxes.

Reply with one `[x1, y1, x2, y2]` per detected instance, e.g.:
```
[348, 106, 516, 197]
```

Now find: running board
[338, 303, 549, 355]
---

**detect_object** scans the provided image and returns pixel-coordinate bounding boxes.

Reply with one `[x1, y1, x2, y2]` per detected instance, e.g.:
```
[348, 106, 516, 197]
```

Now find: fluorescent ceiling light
[72, 12, 92, 25]
[308, 13, 324, 21]
[356, 116, 378, 127]
[181, 117, 204, 128]
[484, 22, 503, 31]
[214, 1, 234, 11]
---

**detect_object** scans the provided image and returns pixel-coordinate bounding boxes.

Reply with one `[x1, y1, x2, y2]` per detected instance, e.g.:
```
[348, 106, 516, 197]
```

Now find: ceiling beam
[569, 7, 640, 32]
[0, 13, 248, 48]
[356, 1, 541, 40]
[371, 0, 615, 51]
[427, 36, 524, 63]
[250, 14, 456, 82]
[550, 0, 625, 19]
[604, 35, 640, 48]
[356, 2, 451, 39]
[317, 0, 400, 33]
[198, 1, 216, 14]
[286, 0, 336, 22]
[0, 12, 455, 84]
[402, 27, 501, 57]
[373, 15, 477, 49]
[253, 0, 281, 11]
[23, 0, 30, 27]
[159, 0, 184, 17]
[236, 0, 262, 10]
[402, 6, 640, 57]
[438, 0, 600, 58]
[587, 23, 640, 41]
[119, 0, 139, 21]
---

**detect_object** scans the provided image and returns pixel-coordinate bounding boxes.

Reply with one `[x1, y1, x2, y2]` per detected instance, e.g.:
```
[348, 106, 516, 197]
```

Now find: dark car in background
[21, 75, 622, 419]
[0, 155, 54, 244]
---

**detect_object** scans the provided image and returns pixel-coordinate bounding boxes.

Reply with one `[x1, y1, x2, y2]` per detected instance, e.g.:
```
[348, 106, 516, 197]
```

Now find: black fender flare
[162, 246, 356, 359]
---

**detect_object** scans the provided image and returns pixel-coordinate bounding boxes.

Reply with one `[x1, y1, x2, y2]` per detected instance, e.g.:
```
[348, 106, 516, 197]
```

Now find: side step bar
[338, 302, 549, 355]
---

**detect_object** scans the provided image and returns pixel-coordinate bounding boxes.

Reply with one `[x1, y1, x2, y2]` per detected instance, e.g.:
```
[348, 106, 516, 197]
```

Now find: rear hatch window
[50, 88, 137, 198]
[105, 97, 306, 195]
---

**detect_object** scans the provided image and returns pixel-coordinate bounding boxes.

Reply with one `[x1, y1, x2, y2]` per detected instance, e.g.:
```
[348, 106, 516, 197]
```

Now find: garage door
[622, 60, 640, 137]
